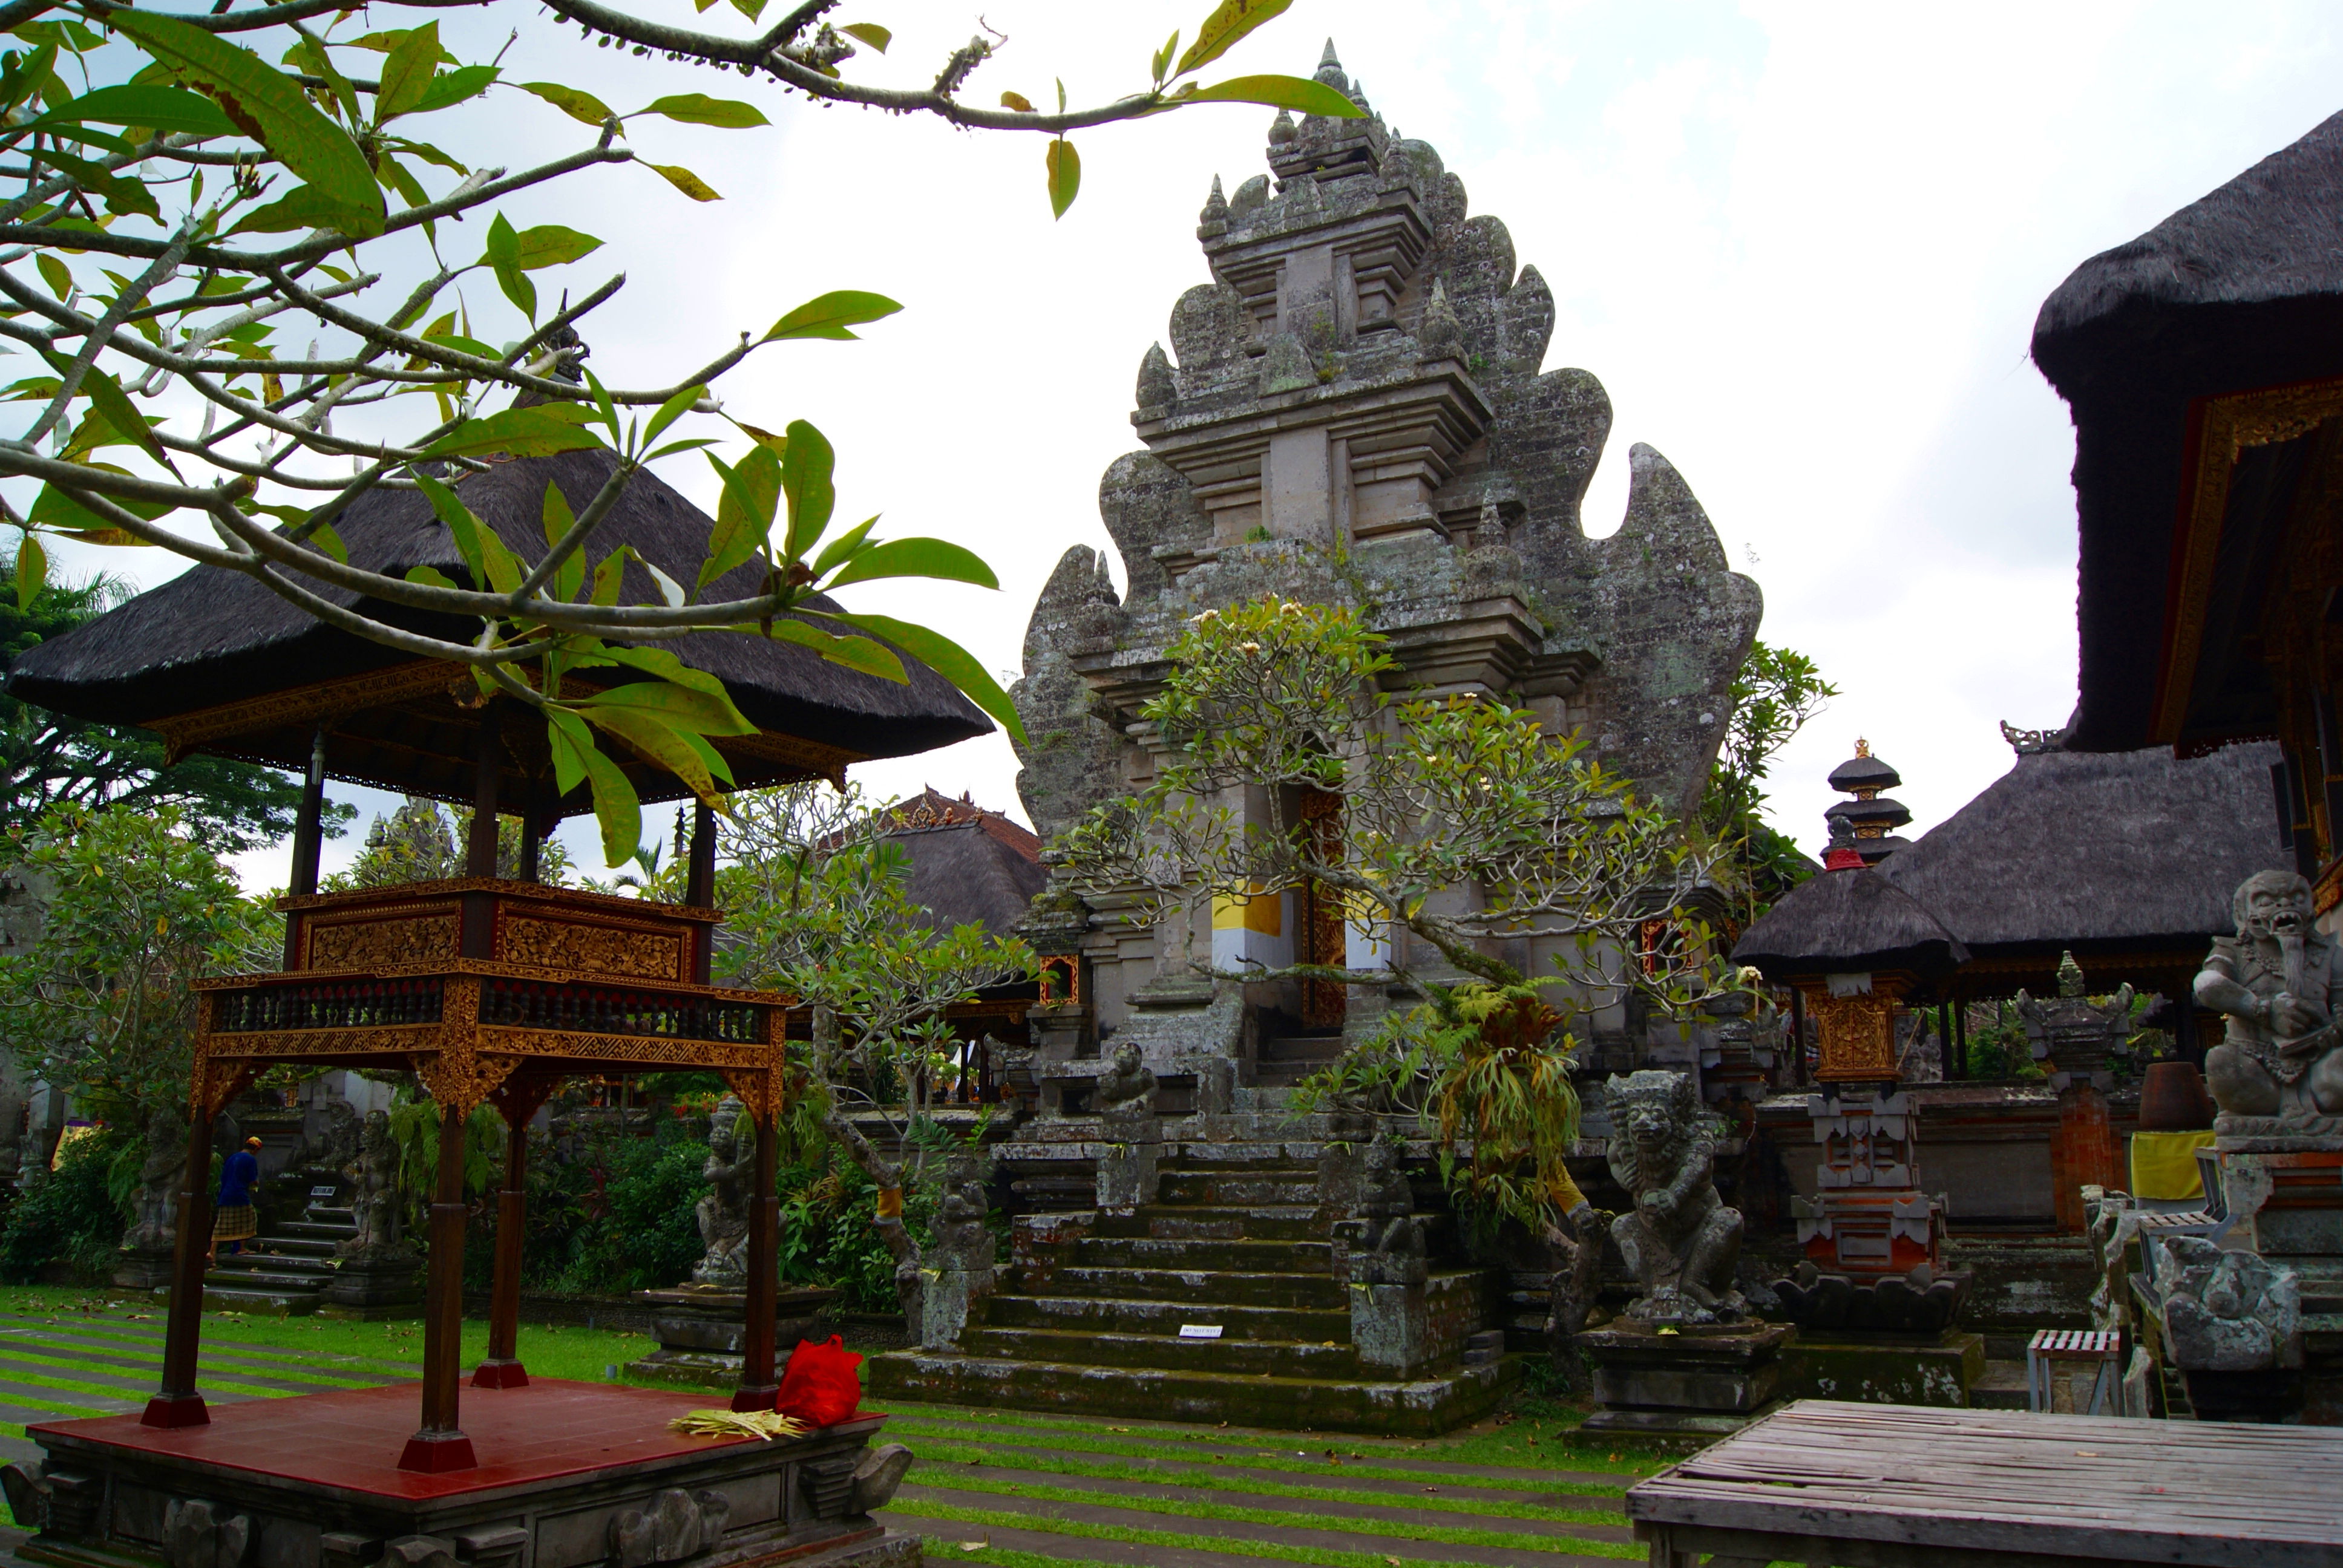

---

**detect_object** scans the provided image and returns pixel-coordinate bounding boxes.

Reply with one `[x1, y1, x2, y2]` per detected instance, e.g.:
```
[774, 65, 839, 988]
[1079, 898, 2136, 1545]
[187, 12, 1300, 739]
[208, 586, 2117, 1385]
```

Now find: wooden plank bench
[1625, 1399, 2343, 1567]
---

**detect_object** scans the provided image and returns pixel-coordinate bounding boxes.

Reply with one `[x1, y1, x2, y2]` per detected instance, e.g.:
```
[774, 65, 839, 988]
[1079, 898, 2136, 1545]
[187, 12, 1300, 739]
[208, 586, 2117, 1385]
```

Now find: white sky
[36, 2, 2343, 885]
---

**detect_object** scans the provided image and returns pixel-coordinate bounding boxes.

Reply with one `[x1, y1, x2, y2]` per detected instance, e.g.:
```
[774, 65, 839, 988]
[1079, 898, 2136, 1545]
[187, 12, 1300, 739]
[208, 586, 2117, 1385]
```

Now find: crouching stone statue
[2195, 869, 2343, 1128]
[1604, 1071, 1745, 1324]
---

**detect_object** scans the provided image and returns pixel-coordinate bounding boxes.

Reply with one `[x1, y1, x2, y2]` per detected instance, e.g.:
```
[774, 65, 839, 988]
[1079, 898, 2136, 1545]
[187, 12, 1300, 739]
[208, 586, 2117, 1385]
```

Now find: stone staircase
[867, 1145, 1515, 1435]
[202, 1192, 356, 1315]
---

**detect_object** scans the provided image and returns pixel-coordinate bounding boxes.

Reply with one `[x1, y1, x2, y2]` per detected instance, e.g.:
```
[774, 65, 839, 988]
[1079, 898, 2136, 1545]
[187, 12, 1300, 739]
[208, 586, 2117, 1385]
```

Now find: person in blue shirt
[209, 1135, 262, 1268]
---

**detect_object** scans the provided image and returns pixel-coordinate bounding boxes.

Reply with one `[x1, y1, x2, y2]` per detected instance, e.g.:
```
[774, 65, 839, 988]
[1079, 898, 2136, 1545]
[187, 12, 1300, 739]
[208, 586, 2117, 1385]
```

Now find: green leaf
[729, 419, 788, 458]
[483, 210, 536, 320]
[34, 254, 70, 299]
[739, 618, 905, 683]
[1046, 138, 1080, 220]
[823, 611, 1024, 743]
[640, 93, 768, 129]
[345, 30, 462, 62]
[808, 515, 876, 580]
[1152, 28, 1181, 84]
[28, 475, 169, 535]
[761, 290, 903, 343]
[824, 535, 999, 590]
[421, 405, 605, 460]
[541, 480, 584, 601]
[631, 548, 686, 609]
[34, 149, 158, 219]
[701, 444, 779, 591]
[405, 563, 459, 590]
[556, 708, 643, 865]
[229, 183, 359, 236]
[582, 704, 722, 803]
[641, 383, 704, 450]
[520, 80, 615, 128]
[544, 704, 592, 795]
[1178, 74, 1362, 118]
[840, 23, 891, 53]
[414, 64, 499, 116]
[375, 21, 441, 120]
[589, 548, 625, 606]
[1175, 0, 1291, 76]
[29, 84, 236, 138]
[110, 10, 386, 238]
[307, 517, 349, 565]
[289, 31, 361, 129]
[15, 533, 45, 608]
[595, 643, 737, 704]
[647, 163, 721, 202]
[578, 679, 756, 737]
[779, 419, 834, 561]
[411, 471, 485, 578]
[38, 351, 168, 470]
[512, 224, 602, 270]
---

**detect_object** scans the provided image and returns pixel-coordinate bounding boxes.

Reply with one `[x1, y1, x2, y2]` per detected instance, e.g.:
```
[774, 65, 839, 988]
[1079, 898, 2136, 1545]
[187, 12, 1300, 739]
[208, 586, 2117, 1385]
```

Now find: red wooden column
[143, 1103, 218, 1428]
[402, 1099, 477, 1472]
[473, 1108, 531, 1389]
[730, 1077, 781, 1413]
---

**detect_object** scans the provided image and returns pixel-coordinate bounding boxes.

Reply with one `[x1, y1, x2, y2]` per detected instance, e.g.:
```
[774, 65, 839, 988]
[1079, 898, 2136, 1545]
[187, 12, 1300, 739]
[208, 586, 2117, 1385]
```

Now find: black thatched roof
[1735, 740, 2289, 988]
[874, 789, 1046, 935]
[5, 449, 989, 814]
[1732, 866, 1965, 978]
[2032, 110, 2343, 751]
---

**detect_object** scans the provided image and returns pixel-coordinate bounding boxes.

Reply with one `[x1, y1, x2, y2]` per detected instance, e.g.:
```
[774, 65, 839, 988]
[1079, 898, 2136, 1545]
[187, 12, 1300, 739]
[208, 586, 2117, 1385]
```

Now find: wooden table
[1626, 1400, 2343, 1567]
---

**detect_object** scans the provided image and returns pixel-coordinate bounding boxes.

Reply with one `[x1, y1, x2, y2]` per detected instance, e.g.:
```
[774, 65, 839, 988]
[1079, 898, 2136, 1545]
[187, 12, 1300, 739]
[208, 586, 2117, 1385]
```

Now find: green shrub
[0, 1129, 131, 1284]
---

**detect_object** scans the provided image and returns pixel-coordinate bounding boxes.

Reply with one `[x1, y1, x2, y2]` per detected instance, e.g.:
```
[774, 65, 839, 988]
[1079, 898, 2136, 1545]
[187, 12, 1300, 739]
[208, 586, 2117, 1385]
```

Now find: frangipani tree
[0, 0, 1355, 857]
[1050, 597, 1738, 1233]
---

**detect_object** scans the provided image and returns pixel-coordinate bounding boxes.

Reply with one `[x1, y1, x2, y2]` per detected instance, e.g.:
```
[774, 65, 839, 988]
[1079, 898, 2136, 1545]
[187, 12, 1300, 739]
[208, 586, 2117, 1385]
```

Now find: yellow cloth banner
[2129, 1129, 2217, 1201]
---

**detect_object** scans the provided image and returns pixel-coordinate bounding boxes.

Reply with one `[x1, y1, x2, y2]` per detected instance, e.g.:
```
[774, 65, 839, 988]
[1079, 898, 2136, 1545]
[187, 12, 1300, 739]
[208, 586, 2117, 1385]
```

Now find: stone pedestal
[1096, 1108, 1162, 1212]
[2209, 1135, 2343, 1422]
[1787, 1330, 1987, 1407]
[1580, 1321, 1795, 1436]
[626, 1285, 839, 1387]
[319, 1252, 424, 1320]
[1347, 1250, 1430, 1375]
[113, 1243, 175, 1292]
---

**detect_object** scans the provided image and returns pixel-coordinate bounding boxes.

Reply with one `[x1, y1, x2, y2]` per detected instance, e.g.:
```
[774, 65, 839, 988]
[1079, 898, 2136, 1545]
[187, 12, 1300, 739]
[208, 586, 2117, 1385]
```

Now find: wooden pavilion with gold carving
[5, 448, 988, 1500]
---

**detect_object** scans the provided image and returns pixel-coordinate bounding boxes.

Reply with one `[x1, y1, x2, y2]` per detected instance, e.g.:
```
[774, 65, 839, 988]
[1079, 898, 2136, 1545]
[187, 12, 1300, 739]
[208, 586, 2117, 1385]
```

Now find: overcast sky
[53, 2, 2341, 885]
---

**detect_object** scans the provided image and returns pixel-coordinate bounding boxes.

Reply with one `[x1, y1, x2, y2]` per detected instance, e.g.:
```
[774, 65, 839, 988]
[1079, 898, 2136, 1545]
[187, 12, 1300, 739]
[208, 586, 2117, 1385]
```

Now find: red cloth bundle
[775, 1335, 863, 1426]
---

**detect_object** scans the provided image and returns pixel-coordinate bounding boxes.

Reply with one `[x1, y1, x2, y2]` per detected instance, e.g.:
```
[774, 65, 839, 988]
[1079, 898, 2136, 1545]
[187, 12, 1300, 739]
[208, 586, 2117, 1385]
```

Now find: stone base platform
[11, 1380, 917, 1568]
[1579, 1321, 1795, 1437]
[626, 1287, 841, 1391]
[865, 1350, 1516, 1438]
[1784, 1330, 1987, 1408]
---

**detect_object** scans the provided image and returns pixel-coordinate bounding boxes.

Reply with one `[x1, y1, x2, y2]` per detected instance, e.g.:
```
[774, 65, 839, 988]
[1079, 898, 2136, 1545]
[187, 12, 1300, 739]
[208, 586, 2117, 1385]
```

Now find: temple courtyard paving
[0, 1293, 1652, 1567]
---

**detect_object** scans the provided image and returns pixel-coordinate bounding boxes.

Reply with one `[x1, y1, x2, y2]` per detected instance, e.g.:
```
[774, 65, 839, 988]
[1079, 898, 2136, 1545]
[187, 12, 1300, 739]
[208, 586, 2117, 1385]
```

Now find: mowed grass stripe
[0, 1338, 382, 1393]
[900, 1472, 1633, 1548]
[0, 1316, 421, 1376]
[880, 1502, 1638, 1568]
[885, 1420, 1627, 1496]
[913, 1445, 1623, 1521]
[876, 1405, 1612, 1467]
[0, 1351, 299, 1402]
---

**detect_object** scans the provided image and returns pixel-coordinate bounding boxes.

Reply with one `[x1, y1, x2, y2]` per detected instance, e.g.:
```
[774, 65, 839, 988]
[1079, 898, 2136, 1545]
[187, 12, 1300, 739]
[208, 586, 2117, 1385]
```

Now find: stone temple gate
[1009, 42, 1762, 1095]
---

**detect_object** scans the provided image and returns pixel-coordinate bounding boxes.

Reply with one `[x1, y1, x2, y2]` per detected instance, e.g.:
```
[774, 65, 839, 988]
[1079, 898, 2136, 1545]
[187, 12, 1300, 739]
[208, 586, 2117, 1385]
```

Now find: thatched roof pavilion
[1736, 739, 2290, 1004]
[5, 449, 990, 818]
[2031, 109, 2343, 911]
[873, 788, 1046, 935]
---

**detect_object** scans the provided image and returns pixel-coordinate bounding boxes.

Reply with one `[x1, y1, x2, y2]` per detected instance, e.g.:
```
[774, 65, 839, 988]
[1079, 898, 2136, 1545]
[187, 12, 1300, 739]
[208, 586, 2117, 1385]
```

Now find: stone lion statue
[2195, 869, 2343, 1125]
[1604, 1070, 1744, 1324]
[1093, 1040, 1158, 1126]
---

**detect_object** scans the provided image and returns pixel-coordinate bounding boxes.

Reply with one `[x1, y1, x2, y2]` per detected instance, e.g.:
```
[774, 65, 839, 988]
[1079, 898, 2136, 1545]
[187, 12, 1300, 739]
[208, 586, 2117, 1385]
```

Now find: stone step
[263, 1238, 340, 1260]
[217, 1250, 335, 1275]
[204, 1266, 330, 1292]
[1006, 1265, 1346, 1310]
[1158, 1171, 1321, 1206]
[1970, 1359, 2029, 1411]
[276, 1221, 358, 1243]
[305, 1206, 357, 1225]
[863, 1350, 1516, 1437]
[983, 1293, 1349, 1342]
[960, 1325, 1363, 1378]
[1055, 1235, 1334, 1272]
[200, 1285, 323, 1317]
[1090, 1206, 1322, 1241]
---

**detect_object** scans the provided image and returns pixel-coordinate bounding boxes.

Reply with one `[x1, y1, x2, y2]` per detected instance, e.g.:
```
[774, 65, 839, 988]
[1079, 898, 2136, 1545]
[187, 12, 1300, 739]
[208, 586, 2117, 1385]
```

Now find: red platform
[30, 1379, 882, 1500]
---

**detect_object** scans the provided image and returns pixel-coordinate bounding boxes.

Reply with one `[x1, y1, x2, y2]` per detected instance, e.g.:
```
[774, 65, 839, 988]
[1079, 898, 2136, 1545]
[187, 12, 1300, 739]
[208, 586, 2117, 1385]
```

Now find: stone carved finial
[1199, 174, 1228, 227]
[2195, 869, 2343, 1131]
[1136, 342, 1176, 411]
[1268, 109, 1297, 146]
[1476, 494, 1501, 541]
[2057, 950, 2086, 999]
[1228, 172, 1270, 220]
[2016, 952, 2132, 1085]
[1315, 39, 1348, 91]
[1417, 278, 1462, 361]
[1603, 1071, 1746, 1324]
[1259, 332, 1313, 395]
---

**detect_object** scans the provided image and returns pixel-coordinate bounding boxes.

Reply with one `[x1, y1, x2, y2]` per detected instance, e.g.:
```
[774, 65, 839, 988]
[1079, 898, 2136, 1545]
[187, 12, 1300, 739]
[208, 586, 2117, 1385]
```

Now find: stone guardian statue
[691, 1096, 755, 1289]
[1604, 1070, 1745, 1323]
[2195, 869, 2343, 1126]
